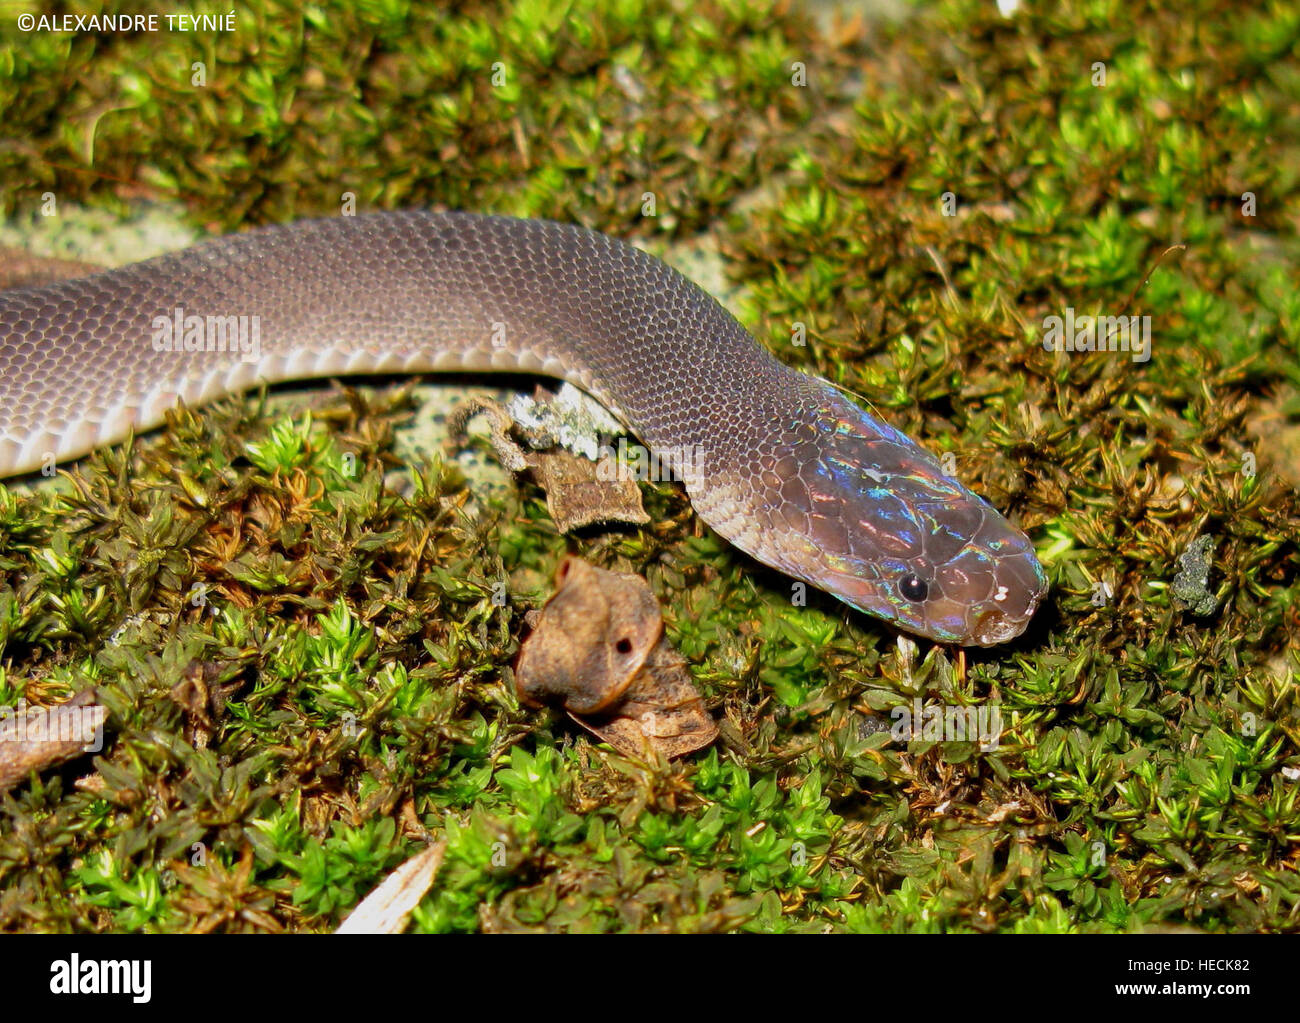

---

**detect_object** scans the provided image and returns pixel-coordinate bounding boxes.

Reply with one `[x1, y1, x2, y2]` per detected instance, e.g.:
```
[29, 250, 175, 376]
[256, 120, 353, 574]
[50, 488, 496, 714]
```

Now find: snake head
[729, 381, 1048, 647]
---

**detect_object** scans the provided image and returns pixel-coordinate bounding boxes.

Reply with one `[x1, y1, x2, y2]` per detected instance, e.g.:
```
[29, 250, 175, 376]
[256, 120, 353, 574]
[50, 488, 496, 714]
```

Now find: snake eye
[899, 574, 929, 603]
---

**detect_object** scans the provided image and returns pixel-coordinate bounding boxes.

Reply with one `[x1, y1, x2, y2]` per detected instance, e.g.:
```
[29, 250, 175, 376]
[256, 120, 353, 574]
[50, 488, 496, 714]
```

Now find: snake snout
[966, 557, 1049, 646]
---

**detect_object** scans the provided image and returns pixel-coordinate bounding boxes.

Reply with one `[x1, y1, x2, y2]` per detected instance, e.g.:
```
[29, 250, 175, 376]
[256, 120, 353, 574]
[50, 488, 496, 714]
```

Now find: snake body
[0, 211, 1046, 645]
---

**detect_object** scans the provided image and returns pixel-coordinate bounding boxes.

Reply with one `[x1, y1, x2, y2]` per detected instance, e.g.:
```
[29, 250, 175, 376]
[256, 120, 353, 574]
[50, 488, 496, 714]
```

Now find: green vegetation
[0, 0, 1298, 932]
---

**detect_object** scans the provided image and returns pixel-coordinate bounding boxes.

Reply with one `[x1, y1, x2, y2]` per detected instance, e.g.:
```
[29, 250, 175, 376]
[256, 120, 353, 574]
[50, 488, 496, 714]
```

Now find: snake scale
[0, 211, 1047, 644]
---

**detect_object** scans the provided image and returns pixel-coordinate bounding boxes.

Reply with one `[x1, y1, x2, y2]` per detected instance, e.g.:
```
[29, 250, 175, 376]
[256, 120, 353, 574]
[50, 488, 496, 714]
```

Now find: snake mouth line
[969, 579, 1048, 646]
[970, 608, 1033, 646]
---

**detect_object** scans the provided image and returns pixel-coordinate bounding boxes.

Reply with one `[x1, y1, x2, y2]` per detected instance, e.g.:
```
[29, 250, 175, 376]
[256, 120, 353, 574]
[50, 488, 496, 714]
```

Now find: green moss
[1, 0, 1299, 933]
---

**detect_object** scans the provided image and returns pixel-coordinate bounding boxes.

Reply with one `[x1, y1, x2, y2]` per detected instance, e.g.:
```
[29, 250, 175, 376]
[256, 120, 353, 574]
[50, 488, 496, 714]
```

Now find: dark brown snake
[0, 211, 1047, 644]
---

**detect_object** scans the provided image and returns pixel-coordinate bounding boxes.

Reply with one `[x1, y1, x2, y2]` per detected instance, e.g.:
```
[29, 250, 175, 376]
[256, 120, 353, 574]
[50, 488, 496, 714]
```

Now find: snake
[0, 211, 1047, 645]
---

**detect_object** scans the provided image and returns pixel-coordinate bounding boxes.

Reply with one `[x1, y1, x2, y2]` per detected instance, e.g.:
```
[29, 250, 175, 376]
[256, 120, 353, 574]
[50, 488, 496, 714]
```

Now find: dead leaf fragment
[525, 447, 650, 532]
[449, 395, 649, 531]
[169, 660, 247, 749]
[516, 557, 660, 714]
[576, 638, 720, 759]
[516, 557, 717, 758]
[335, 842, 447, 935]
[0, 690, 108, 794]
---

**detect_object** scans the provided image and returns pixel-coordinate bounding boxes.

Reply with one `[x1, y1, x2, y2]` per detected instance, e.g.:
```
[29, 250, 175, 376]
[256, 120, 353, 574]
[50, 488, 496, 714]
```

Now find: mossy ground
[1, 0, 1298, 932]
